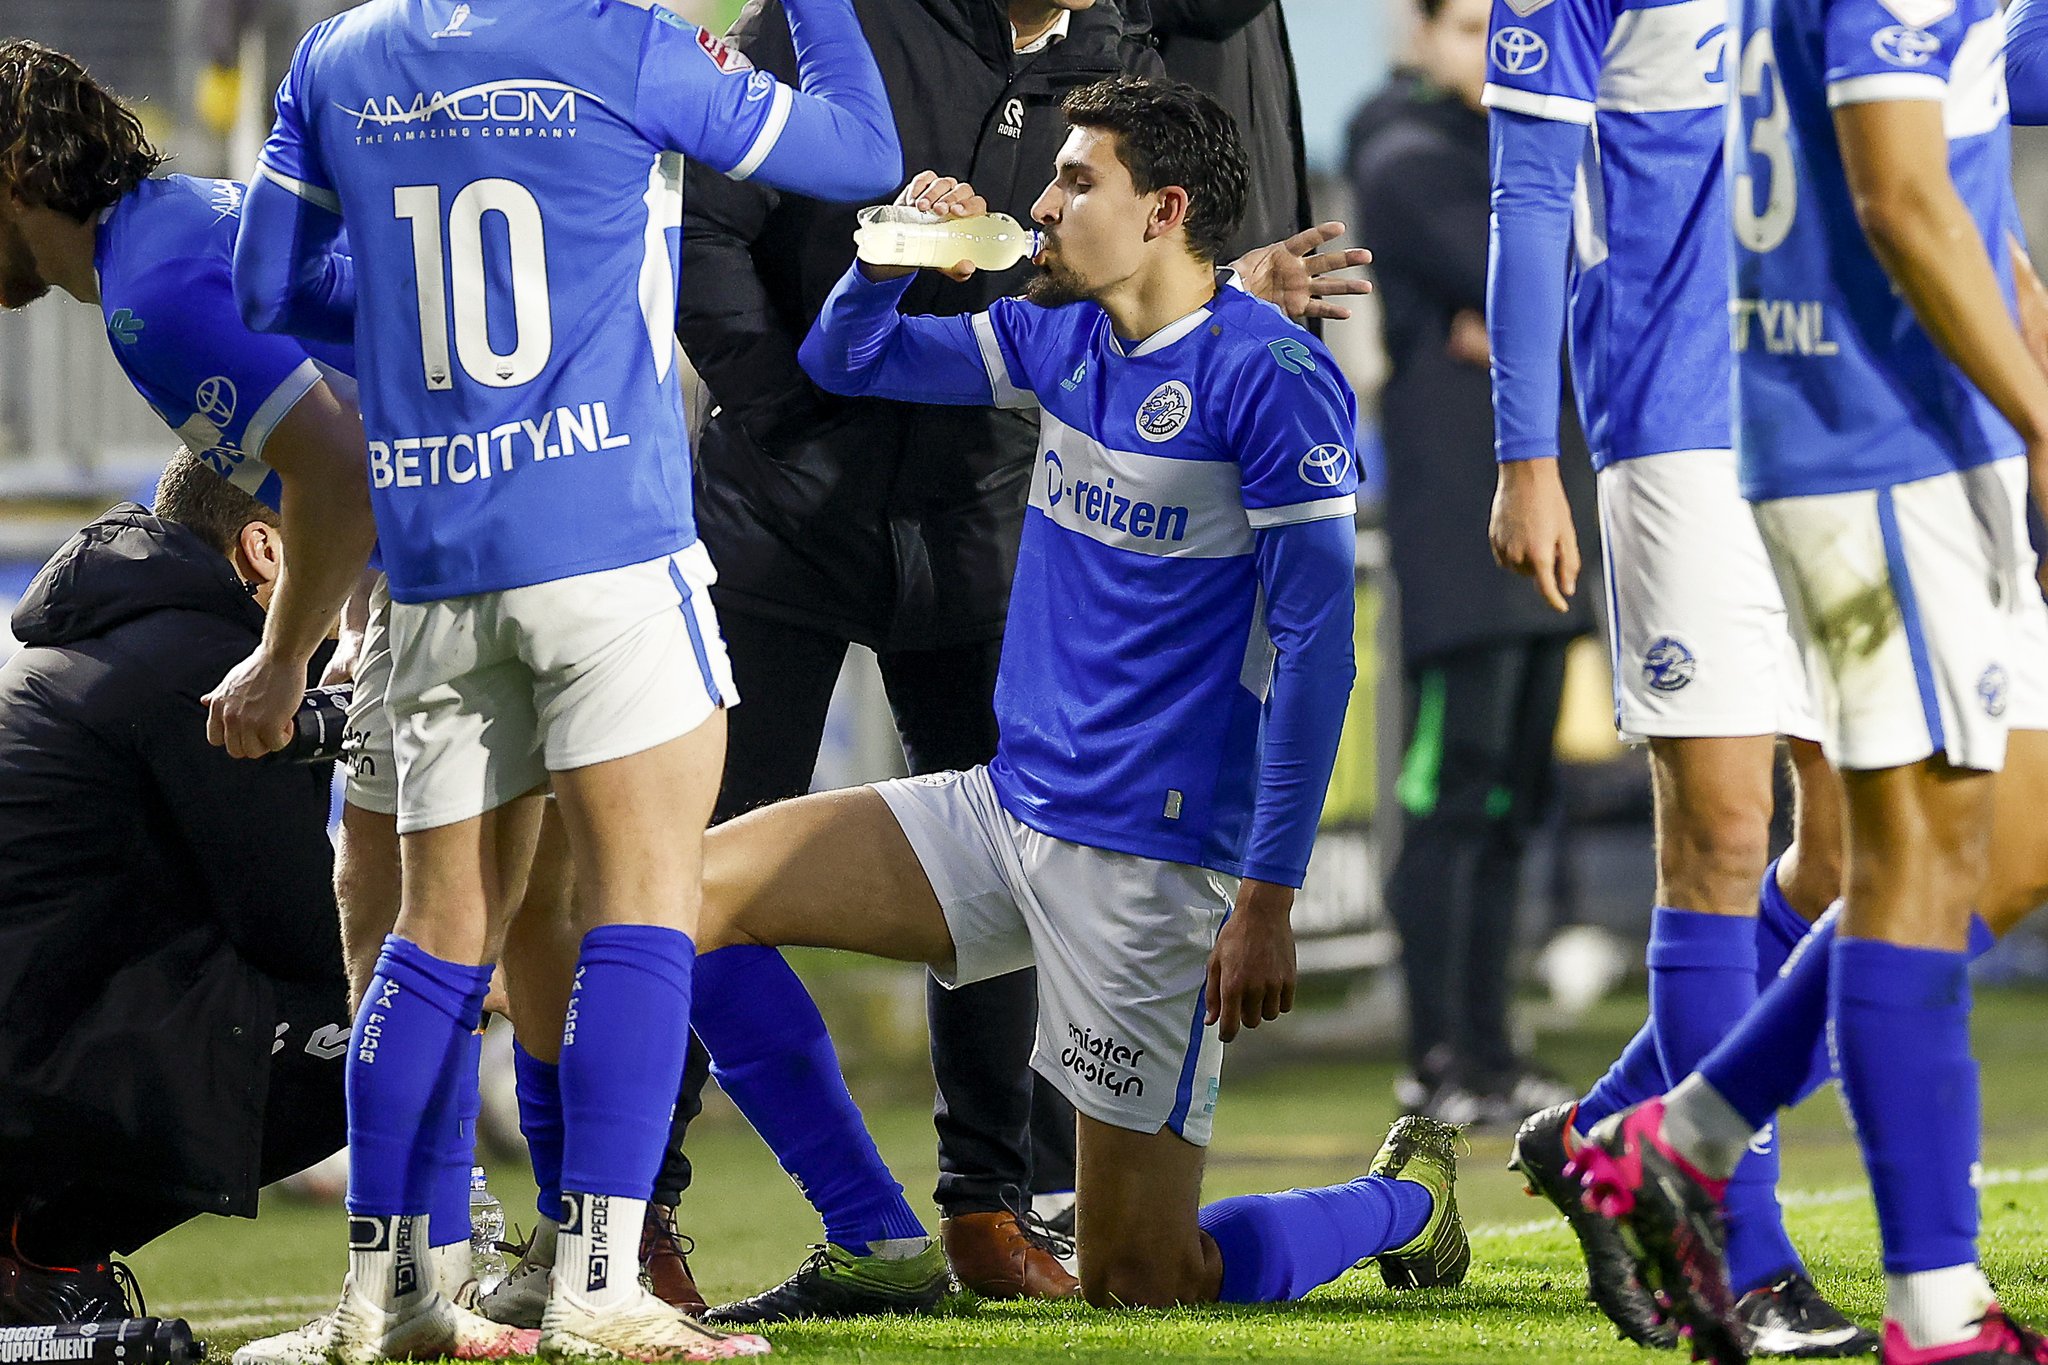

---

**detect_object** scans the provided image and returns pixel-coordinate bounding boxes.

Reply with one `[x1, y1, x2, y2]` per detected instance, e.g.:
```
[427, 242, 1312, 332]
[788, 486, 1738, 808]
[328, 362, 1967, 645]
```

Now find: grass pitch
[134, 989, 2048, 1363]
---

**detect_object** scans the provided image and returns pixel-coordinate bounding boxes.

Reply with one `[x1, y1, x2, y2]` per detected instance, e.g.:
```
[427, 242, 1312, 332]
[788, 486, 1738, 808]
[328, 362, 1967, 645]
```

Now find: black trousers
[1385, 635, 1572, 1080]
[9, 975, 349, 1262]
[652, 605, 1075, 1213]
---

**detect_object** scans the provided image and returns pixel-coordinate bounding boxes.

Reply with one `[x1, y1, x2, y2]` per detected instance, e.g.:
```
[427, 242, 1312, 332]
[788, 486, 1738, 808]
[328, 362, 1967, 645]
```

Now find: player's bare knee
[1657, 800, 1773, 911]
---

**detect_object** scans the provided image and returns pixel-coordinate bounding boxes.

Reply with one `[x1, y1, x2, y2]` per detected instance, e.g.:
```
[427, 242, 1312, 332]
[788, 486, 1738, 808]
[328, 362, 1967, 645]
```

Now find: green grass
[131, 989, 2048, 1363]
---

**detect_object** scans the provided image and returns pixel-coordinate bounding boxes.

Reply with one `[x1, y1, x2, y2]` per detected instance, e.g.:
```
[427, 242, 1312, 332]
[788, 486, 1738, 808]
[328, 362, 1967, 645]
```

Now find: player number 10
[393, 179, 553, 391]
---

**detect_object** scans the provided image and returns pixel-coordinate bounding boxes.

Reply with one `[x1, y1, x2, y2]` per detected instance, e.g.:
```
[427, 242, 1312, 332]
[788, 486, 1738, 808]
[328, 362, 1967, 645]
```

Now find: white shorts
[342, 574, 398, 816]
[1753, 458, 2048, 773]
[1597, 450, 1821, 744]
[386, 544, 737, 834]
[875, 765, 1234, 1145]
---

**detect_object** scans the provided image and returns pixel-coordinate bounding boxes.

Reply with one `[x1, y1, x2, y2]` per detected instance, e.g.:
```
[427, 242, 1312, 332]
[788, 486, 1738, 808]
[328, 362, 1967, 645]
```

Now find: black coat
[0, 506, 344, 1216]
[1348, 72, 1595, 664]
[681, 0, 1161, 651]
[1150, 0, 1311, 260]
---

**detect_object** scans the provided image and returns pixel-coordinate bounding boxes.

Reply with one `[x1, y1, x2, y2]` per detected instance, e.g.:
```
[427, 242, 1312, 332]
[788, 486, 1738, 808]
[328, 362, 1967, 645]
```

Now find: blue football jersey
[1483, 0, 1735, 467]
[968, 288, 1360, 877]
[253, 0, 860, 602]
[95, 176, 352, 508]
[1730, 0, 2019, 498]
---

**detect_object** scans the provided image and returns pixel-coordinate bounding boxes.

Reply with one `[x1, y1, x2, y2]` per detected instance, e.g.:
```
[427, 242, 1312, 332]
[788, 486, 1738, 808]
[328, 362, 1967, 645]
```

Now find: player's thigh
[1073, 1114, 1220, 1307]
[549, 711, 726, 936]
[699, 784, 957, 966]
[1598, 450, 1816, 745]
[336, 800, 402, 1007]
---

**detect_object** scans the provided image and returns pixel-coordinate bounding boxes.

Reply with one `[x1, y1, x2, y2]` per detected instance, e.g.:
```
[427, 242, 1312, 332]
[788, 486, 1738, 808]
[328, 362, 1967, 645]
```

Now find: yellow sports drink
[853, 206, 1044, 271]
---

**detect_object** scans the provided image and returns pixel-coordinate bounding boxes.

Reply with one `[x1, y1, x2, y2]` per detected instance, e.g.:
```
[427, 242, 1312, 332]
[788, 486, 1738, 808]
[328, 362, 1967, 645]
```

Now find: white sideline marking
[177, 1168, 2048, 1327]
[1471, 1165, 2048, 1242]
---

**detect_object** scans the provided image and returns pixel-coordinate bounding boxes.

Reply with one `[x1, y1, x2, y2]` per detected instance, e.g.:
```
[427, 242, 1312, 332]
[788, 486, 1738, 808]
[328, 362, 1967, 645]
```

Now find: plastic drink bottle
[468, 1166, 508, 1296]
[853, 206, 1043, 271]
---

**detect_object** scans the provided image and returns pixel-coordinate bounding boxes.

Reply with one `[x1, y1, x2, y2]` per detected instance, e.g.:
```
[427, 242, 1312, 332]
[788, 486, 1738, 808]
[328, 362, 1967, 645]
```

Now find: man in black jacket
[1347, 0, 1592, 1125]
[669, 0, 1369, 1316]
[1150, 0, 1309, 259]
[0, 456, 349, 1325]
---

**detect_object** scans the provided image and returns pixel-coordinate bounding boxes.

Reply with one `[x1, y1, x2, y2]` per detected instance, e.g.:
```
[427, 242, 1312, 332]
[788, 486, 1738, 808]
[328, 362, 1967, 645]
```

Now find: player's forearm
[799, 265, 994, 404]
[234, 174, 354, 342]
[1241, 520, 1357, 887]
[262, 460, 377, 668]
[1852, 159, 2048, 445]
[753, 0, 901, 201]
[1488, 111, 1582, 463]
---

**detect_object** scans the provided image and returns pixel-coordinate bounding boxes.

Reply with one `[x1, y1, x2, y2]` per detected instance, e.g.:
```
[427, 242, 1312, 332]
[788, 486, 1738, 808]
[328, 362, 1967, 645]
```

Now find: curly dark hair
[0, 39, 164, 221]
[154, 451, 277, 557]
[1060, 77, 1249, 264]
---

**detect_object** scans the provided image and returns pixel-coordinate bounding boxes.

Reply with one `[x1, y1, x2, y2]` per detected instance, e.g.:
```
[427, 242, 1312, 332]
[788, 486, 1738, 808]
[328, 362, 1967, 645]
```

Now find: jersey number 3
[394, 179, 552, 391]
[1734, 30, 1796, 253]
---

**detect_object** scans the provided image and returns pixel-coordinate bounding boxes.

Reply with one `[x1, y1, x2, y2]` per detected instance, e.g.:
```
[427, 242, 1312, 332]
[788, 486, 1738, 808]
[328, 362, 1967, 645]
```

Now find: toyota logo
[1871, 24, 1940, 66]
[1492, 26, 1550, 75]
[195, 375, 238, 426]
[1298, 443, 1352, 489]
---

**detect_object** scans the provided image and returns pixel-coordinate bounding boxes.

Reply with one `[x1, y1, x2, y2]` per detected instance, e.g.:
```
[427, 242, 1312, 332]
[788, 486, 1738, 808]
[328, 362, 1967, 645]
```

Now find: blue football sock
[1752, 864, 1836, 1118]
[558, 925, 695, 1200]
[346, 936, 493, 1217]
[1575, 1021, 1666, 1136]
[1723, 1121, 1805, 1295]
[431, 1026, 483, 1248]
[693, 945, 925, 1253]
[1647, 907, 1801, 1294]
[1648, 906, 1759, 1080]
[1200, 1178, 1434, 1303]
[1831, 936, 1979, 1275]
[1701, 911, 1839, 1128]
[513, 1040, 565, 1222]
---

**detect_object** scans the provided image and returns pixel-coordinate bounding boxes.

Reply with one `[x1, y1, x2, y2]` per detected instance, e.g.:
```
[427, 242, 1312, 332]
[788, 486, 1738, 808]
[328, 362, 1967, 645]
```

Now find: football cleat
[1367, 1115, 1471, 1290]
[538, 1281, 768, 1362]
[1573, 1099, 1746, 1365]
[232, 1276, 540, 1365]
[1510, 1102, 1677, 1348]
[480, 1227, 553, 1330]
[702, 1241, 950, 1326]
[1739, 1274, 1878, 1357]
[1880, 1308, 2048, 1364]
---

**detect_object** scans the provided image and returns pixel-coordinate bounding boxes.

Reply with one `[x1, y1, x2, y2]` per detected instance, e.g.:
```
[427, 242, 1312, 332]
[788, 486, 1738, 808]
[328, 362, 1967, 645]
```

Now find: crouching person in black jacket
[0, 455, 349, 1325]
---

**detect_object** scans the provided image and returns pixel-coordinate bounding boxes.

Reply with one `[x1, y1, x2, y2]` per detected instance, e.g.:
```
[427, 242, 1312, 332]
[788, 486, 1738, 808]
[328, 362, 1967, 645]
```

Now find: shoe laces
[640, 1206, 697, 1265]
[999, 1186, 1074, 1263]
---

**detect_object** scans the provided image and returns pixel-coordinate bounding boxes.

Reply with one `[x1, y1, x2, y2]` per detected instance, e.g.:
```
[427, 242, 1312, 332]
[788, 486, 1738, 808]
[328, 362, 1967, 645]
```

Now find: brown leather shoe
[940, 1211, 1081, 1301]
[639, 1203, 708, 1313]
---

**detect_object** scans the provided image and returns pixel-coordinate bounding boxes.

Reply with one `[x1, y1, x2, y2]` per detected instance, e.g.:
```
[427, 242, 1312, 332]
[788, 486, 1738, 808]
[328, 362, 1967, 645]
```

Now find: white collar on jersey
[1110, 303, 1214, 359]
[1013, 9, 1072, 55]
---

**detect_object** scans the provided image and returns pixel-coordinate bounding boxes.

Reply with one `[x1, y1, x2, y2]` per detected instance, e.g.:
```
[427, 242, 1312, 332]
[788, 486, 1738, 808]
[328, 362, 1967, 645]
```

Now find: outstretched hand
[1230, 222, 1374, 322]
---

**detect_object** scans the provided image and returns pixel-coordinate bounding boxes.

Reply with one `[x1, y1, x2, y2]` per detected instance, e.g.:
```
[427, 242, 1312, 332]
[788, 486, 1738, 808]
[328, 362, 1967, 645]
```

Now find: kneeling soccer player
[697, 76, 1468, 1309]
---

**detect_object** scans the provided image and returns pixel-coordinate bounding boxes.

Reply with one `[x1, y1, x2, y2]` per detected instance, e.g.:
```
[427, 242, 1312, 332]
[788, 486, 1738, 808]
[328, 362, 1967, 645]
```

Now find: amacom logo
[338, 80, 602, 131]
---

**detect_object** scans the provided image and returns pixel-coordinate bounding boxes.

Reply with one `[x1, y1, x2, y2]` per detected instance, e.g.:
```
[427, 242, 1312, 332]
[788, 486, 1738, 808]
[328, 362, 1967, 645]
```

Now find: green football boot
[1367, 1115, 1472, 1290]
[702, 1239, 952, 1326]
